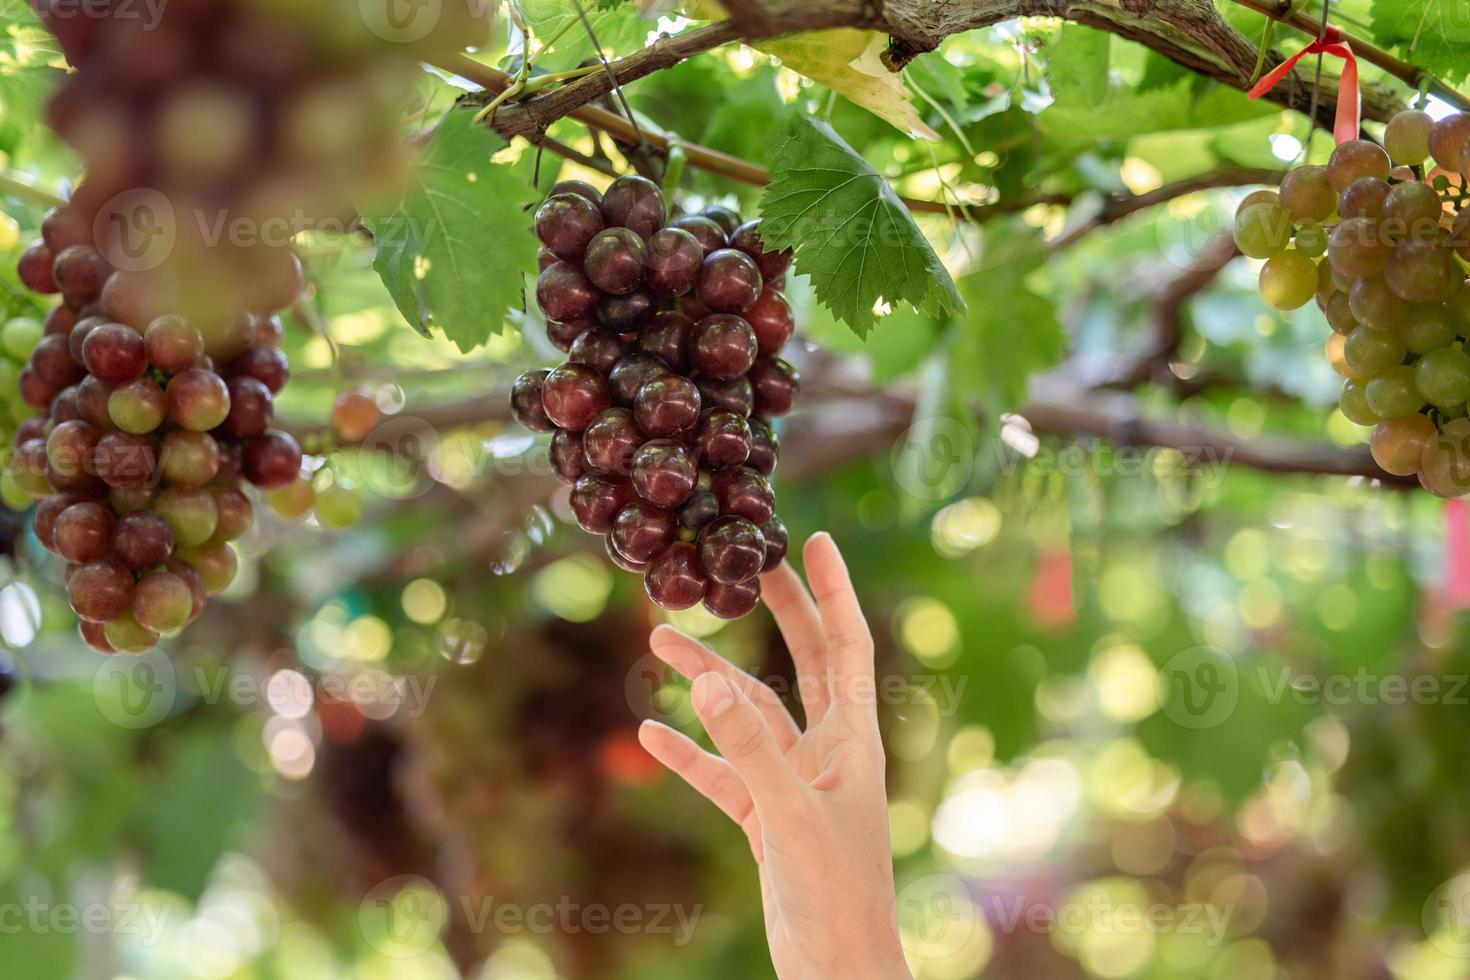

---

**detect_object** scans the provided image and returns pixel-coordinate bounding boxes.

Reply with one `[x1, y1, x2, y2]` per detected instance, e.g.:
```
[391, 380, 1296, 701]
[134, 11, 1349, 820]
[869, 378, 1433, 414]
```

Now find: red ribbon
[1246, 26, 1361, 145]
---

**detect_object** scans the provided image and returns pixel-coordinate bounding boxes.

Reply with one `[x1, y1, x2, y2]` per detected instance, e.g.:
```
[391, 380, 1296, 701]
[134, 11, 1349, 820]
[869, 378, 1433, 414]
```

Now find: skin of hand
[638, 532, 914, 980]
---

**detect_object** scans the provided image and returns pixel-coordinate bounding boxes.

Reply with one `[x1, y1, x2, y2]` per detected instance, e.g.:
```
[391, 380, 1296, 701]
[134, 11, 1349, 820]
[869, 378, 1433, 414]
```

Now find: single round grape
[1348, 276, 1411, 330]
[1401, 304, 1457, 353]
[132, 570, 192, 633]
[1233, 202, 1292, 259]
[1386, 109, 1434, 164]
[691, 315, 757, 379]
[1429, 113, 1470, 171]
[1278, 165, 1335, 222]
[669, 215, 727, 256]
[166, 369, 231, 431]
[1383, 182, 1444, 239]
[633, 374, 702, 437]
[701, 205, 743, 236]
[608, 353, 670, 406]
[638, 312, 693, 372]
[1340, 377, 1381, 425]
[220, 376, 274, 438]
[12, 440, 50, 498]
[144, 314, 204, 373]
[42, 205, 90, 253]
[330, 387, 379, 442]
[35, 492, 85, 553]
[730, 219, 793, 281]
[1421, 419, 1470, 496]
[1370, 414, 1437, 476]
[711, 466, 775, 525]
[1327, 139, 1391, 192]
[746, 418, 779, 476]
[99, 269, 180, 330]
[231, 344, 290, 393]
[1417, 347, 1470, 408]
[81, 323, 146, 382]
[51, 385, 81, 424]
[1258, 250, 1317, 310]
[610, 501, 677, 565]
[1365, 364, 1424, 419]
[155, 486, 218, 547]
[17, 241, 58, 293]
[253, 314, 285, 347]
[109, 486, 155, 516]
[703, 578, 761, 620]
[54, 501, 114, 564]
[179, 541, 239, 595]
[15, 416, 47, 448]
[748, 358, 801, 417]
[745, 288, 794, 356]
[47, 419, 101, 478]
[93, 430, 155, 488]
[549, 428, 589, 485]
[600, 175, 665, 239]
[1339, 176, 1390, 221]
[68, 558, 135, 623]
[17, 367, 58, 411]
[644, 542, 708, 610]
[697, 376, 755, 416]
[1323, 291, 1357, 334]
[2, 316, 43, 360]
[1329, 217, 1392, 277]
[695, 410, 752, 469]
[605, 535, 650, 573]
[569, 327, 628, 375]
[31, 334, 83, 389]
[241, 431, 302, 490]
[102, 613, 158, 654]
[211, 488, 253, 542]
[266, 477, 316, 520]
[1385, 238, 1456, 303]
[76, 374, 116, 429]
[536, 262, 600, 323]
[549, 180, 602, 206]
[697, 515, 765, 585]
[159, 430, 220, 487]
[534, 192, 605, 260]
[646, 227, 704, 296]
[314, 485, 363, 530]
[584, 227, 648, 295]
[511, 369, 557, 433]
[541, 363, 611, 431]
[1293, 221, 1329, 259]
[108, 378, 166, 434]
[632, 439, 698, 508]
[597, 287, 657, 333]
[546, 317, 592, 353]
[1344, 325, 1407, 376]
[79, 619, 115, 654]
[53, 244, 110, 306]
[677, 490, 720, 532]
[44, 304, 79, 338]
[113, 510, 174, 570]
[759, 517, 789, 572]
[697, 249, 763, 314]
[167, 555, 207, 623]
[571, 476, 633, 534]
[583, 408, 644, 477]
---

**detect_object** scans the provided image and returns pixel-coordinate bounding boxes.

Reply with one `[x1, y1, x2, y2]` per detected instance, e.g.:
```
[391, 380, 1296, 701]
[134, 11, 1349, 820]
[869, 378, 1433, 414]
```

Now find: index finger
[759, 562, 832, 723]
[801, 533, 875, 706]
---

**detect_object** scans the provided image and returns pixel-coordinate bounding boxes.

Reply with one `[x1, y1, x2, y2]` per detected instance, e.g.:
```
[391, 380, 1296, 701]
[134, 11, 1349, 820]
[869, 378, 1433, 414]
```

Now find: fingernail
[649, 624, 681, 644]
[693, 673, 735, 718]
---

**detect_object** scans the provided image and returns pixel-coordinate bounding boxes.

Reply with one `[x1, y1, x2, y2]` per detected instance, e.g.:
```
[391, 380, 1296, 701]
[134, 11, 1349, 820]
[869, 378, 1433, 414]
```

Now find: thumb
[692, 672, 803, 812]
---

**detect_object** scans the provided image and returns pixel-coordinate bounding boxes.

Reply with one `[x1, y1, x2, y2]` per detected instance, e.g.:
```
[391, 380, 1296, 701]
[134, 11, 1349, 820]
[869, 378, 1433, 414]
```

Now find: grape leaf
[359, 107, 540, 354]
[755, 29, 940, 140]
[758, 115, 963, 338]
[517, 0, 653, 73]
[1371, 0, 1470, 84]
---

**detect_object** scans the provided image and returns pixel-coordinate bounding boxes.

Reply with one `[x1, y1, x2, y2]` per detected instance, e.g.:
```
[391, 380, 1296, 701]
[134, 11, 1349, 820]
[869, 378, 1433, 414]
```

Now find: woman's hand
[638, 532, 913, 980]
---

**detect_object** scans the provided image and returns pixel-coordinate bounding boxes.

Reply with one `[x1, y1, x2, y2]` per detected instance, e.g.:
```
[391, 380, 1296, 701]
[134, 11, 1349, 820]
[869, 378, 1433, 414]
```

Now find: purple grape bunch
[512, 177, 800, 619]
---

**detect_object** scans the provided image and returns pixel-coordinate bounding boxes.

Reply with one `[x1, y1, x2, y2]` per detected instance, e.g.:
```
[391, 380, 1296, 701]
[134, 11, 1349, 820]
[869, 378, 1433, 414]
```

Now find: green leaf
[518, 0, 653, 73]
[1045, 25, 1111, 109]
[1371, 0, 1470, 83]
[359, 107, 540, 353]
[759, 115, 963, 338]
[755, 29, 940, 140]
[950, 225, 1064, 412]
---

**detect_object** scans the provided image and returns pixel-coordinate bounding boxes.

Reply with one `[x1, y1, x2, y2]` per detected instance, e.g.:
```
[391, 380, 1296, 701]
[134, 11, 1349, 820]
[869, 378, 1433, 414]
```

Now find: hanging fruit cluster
[511, 177, 799, 619]
[9, 0, 486, 653]
[1235, 109, 1470, 494]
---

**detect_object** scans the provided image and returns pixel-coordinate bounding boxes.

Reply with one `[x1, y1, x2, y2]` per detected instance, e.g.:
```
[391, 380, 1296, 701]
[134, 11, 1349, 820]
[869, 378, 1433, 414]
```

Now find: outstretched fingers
[691, 672, 807, 817]
[649, 625, 801, 749]
[638, 719, 765, 859]
[802, 533, 876, 712]
[759, 561, 832, 723]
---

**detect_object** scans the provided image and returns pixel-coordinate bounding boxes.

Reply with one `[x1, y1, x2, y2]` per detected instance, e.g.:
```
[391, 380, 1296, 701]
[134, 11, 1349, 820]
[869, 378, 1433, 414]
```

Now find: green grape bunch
[0, 218, 52, 509]
[1235, 109, 1470, 496]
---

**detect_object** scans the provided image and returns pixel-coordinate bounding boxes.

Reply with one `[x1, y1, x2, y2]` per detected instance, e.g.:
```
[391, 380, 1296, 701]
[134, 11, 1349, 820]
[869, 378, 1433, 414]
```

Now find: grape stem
[0, 171, 64, 209]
